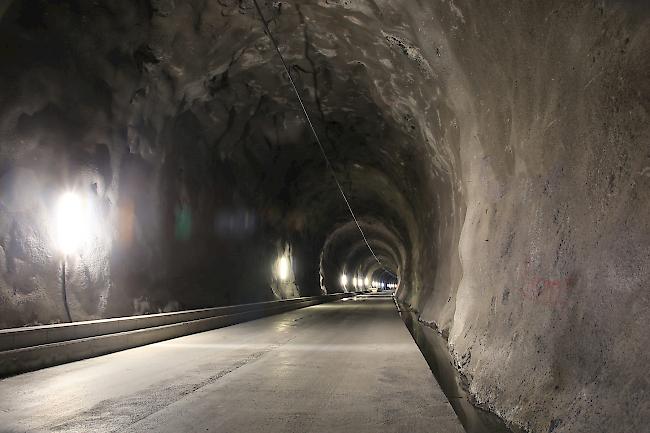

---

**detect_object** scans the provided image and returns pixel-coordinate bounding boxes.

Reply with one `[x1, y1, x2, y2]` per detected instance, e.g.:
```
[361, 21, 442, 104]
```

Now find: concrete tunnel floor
[0, 295, 464, 433]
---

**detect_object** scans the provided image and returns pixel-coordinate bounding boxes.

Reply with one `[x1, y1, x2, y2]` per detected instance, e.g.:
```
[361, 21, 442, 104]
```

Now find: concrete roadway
[0, 295, 464, 433]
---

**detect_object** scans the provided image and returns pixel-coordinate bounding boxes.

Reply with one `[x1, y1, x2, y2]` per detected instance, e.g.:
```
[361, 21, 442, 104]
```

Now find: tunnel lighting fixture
[352, 277, 358, 288]
[55, 191, 92, 324]
[56, 191, 89, 256]
[340, 274, 348, 287]
[364, 277, 369, 287]
[278, 256, 290, 281]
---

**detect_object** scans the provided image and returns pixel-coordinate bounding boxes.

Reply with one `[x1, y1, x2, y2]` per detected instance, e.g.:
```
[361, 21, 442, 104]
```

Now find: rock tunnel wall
[0, 0, 342, 326]
[399, 3, 650, 433]
[0, 1, 648, 432]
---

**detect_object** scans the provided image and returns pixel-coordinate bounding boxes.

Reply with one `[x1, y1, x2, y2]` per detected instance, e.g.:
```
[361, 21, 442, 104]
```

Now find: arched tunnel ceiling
[0, 0, 438, 312]
[0, 0, 436, 315]
[319, 217, 407, 292]
[0, 1, 648, 433]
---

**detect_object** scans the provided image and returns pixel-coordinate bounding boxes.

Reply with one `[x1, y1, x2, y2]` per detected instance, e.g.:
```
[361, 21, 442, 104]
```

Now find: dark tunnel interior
[0, 1, 648, 432]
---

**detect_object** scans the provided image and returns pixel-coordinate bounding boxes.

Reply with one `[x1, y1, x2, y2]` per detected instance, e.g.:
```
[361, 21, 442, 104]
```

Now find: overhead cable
[251, 0, 396, 278]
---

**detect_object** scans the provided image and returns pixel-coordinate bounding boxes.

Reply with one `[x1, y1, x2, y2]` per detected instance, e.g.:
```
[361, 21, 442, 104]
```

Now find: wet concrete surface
[0, 296, 463, 433]
[398, 304, 525, 433]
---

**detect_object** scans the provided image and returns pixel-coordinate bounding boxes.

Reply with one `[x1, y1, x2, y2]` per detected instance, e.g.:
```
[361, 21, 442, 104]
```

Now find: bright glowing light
[278, 256, 290, 281]
[340, 274, 348, 287]
[56, 192, 90, 255]
[352, 277, 358, 288]
[364, 277, 369, 287]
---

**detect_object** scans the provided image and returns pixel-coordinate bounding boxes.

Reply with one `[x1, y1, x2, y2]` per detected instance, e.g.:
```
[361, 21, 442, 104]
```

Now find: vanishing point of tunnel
[0, 1, 648, 433]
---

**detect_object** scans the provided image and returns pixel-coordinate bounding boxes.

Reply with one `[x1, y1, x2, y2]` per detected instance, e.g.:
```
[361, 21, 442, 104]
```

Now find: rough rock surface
[0, 1, 648, 432]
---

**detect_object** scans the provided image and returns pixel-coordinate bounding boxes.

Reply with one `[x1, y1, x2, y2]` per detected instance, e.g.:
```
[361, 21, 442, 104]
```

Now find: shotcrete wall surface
[0, 1, 648, 432]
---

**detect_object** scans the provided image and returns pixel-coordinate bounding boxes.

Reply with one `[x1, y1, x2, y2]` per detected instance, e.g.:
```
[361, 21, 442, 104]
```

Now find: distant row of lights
[339, 274, 397, 290]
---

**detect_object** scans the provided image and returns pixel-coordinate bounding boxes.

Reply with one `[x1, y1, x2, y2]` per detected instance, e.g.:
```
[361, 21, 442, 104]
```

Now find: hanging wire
[251, 0, 396, 278]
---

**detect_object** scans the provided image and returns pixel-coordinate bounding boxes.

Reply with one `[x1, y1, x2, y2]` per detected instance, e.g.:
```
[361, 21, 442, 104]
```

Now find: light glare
[340, 274, 348, 287]
[56, 192, 89, 255]
[278, 256, 290, 281]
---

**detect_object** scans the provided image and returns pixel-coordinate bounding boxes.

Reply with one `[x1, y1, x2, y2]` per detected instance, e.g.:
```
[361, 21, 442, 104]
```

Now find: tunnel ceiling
[0, 0, 437, 316]
[1, 1, 649, 433]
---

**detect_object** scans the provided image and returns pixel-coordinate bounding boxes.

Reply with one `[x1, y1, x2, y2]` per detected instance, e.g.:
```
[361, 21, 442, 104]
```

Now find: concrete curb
[0, 293, 356, 378]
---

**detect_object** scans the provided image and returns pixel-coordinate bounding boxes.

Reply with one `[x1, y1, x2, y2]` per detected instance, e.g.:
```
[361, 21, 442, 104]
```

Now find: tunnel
[0, 1, 648, 432]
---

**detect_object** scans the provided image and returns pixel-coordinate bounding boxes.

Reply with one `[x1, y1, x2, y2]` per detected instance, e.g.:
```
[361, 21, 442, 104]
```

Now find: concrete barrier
[0, 293, 356, 378]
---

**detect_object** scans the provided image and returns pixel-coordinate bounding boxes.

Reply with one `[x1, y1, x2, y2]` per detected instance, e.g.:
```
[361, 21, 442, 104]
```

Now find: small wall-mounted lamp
[277, 255, 290, 281]
[55, 191, 90, 322]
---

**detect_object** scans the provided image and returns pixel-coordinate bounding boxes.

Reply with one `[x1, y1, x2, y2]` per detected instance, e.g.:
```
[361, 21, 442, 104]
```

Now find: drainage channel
[397, 302, 525, 433]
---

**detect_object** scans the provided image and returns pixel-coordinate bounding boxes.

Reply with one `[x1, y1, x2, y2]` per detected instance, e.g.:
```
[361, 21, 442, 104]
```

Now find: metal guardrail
[0, 293, 358, 378]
